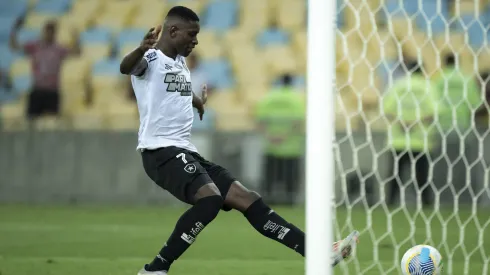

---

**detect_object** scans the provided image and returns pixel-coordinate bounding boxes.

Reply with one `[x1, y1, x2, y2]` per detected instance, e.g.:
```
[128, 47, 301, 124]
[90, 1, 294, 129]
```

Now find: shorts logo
[184, 163, 196, 174]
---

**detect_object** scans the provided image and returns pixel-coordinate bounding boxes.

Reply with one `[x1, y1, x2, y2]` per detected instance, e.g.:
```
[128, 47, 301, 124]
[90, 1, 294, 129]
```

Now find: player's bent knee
[194, 195, 224, 223]
[194, 182, 222, 201]
[225, 182, 262, 212]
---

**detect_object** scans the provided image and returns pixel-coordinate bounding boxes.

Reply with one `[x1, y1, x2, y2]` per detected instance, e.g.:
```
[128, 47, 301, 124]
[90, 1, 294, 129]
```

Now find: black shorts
[141, 146, 236, 210]
[27, 88, 60, 118]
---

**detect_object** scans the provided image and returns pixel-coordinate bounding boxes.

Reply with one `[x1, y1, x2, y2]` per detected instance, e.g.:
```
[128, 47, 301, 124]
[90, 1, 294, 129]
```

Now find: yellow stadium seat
[61, 87, 87, 116]
[208, 91, 254, 131]
[335, 93, 361, 131]
[60, 57, 90, 86]
[81, 44, 112, 62]
[399, 31, 427, 61]
[478, 49, 490, 72]
[95, 13, 130, 34]
[56, 25, 79, 49]
[388, 17, 415, 41]
[240, 0, 271, 35]
[9, 58, 31, 78]
[276, 0, 305, 32]
[261, 45, 298, 77]
[222, 27, 255, 51]
[33, 116, 65, 131]
[452, 0, 484, 16]
[24, 13, 58, 29]
[234, 60, 269, 88]
[70, 107, 105, 130]
[194, 43, 224, 60]
[194, 30, 223, 59]
[119, 43, 140, 59]
[91, 74, 125, 108]
[105, 102, 139, 130]
[237, 85, 269, 108]
[131, 13, 165, 29]
[229, 45, 259, 70]
[0, 99, 27, 131]
[136, 0, 167, 17]
[367, 30, 398, 64]
[176, 0, 207, 15]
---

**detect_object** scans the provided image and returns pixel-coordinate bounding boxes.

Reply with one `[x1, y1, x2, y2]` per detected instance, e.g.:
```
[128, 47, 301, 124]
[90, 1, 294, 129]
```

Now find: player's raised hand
[201, 84, 208, 105]
[140, 25, 162, 52]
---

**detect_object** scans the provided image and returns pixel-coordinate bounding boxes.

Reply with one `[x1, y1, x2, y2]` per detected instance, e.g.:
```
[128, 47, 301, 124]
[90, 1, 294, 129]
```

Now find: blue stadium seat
[203, 0, 238, 32]
[12, 74, 31, 94]
[402, 0, 419, 16]
[272, 75, 305, 88]
[0, 16, 17, 42]
[35, 0, 72, 14]
[0, 1, 28, 17]
[92, 59, 120, 76]
[192, 108, 215, 131]
[199, 59, 234, 89]
[17, 29, 41, 45]
[117, 29, 147, 47]
[81, 28, 112, 44]
[256, 28, 290, 48]
[0, 46, 21, 71]
[0, 88, 18, 103]
[453, 15, 487, 49]
[382, 0, 405, 18]
[415, 1, 448, 34]
[337, 0, 344, 28]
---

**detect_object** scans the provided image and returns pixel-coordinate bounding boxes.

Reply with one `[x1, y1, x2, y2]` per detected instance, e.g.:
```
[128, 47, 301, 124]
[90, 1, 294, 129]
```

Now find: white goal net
[332, 0, 490, 274]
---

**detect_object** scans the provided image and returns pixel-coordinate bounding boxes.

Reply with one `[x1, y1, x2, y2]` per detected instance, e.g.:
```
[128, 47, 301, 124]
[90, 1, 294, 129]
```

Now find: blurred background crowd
[1, 0, 490, 207]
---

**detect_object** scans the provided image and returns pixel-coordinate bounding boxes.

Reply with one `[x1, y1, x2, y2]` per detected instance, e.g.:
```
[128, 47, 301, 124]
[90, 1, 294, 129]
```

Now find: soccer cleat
[137, 266, 168, 275]
[331, 230, 360, 267]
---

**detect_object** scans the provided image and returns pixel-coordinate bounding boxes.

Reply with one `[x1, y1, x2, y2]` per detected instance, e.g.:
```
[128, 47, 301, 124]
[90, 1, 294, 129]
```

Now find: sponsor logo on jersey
[145, 51, 157, 63]
[164, 73, 192, 96]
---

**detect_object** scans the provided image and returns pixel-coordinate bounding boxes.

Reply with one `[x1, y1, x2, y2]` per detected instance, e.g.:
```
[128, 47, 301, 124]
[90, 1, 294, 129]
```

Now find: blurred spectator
[475, 71, 490, 123]
[0, 69, 12, 91]
[382, 61, 438, 207]
[434, 54, 483, 133]
[255, 74, 305, 205]
[186, 53, 214, 97]
[9, 19, 80, 119]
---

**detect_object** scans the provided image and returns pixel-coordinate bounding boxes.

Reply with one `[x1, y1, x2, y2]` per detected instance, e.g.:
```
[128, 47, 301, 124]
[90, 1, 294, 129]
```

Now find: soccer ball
[401, 245, 443, 275]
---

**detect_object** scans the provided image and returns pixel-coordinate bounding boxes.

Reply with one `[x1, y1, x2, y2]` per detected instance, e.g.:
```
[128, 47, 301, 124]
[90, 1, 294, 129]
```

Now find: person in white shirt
[119, 6, 358, 275]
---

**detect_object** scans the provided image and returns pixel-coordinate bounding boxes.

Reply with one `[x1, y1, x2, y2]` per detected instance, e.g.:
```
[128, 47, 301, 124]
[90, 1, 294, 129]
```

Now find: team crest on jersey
[184, 163, 196, 174]
[164, 73, 192, 96]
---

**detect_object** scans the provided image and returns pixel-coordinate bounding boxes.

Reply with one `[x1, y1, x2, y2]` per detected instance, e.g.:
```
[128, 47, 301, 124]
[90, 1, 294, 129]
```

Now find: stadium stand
[1, 0, 490, 132]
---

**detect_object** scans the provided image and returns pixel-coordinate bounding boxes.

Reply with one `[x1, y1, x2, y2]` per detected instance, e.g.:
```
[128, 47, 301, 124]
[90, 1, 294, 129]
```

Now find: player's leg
[387, 150, 405, 206]
[197, 154, 358, 265]
[224, 181, 359, 265]
[139, 147, 224, 274]
[414, 151, 432, 207]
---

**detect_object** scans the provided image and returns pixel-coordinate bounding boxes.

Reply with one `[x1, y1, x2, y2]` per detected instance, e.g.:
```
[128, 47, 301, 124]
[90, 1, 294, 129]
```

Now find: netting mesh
[333, 0, 490, 274]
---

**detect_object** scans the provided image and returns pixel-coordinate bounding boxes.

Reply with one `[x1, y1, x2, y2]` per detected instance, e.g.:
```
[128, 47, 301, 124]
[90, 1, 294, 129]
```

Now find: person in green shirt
[255, 74, 305, 205]
[382, 61, 439, 207]
[434, 54, 484, 134]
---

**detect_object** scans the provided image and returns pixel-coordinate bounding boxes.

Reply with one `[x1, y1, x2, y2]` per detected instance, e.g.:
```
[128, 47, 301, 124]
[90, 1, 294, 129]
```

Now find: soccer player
[119, 6, 359, 275]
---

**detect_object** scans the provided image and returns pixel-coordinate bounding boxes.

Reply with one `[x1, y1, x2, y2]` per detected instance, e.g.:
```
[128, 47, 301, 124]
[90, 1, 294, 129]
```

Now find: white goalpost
[306, 0, 490, 274]
[305, 0, 335, 274]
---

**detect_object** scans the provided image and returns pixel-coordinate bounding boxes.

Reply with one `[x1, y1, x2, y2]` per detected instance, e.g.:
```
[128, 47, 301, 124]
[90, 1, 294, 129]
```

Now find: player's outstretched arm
[193, 84, 208, 120]
[120, 25, 161, 76]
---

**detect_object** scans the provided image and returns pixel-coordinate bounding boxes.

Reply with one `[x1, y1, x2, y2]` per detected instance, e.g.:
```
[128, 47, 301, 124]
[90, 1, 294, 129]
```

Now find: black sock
[244, 198, 305, 256]
[146, 195, 223, 272]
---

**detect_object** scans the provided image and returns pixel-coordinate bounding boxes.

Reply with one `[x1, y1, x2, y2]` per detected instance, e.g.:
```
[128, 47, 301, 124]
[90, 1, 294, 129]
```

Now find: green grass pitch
[0, 204, 488, 275]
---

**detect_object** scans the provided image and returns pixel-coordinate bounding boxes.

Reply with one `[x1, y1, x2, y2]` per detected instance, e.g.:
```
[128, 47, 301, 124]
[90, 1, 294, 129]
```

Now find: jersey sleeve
[138, 49, 158, 77]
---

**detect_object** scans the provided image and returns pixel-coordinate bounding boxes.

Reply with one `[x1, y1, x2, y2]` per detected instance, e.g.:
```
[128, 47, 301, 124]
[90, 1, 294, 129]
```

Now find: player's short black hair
[166, 6, 200, 22]
[444, 53, 456, 67]
[281, 74, 293, 86]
